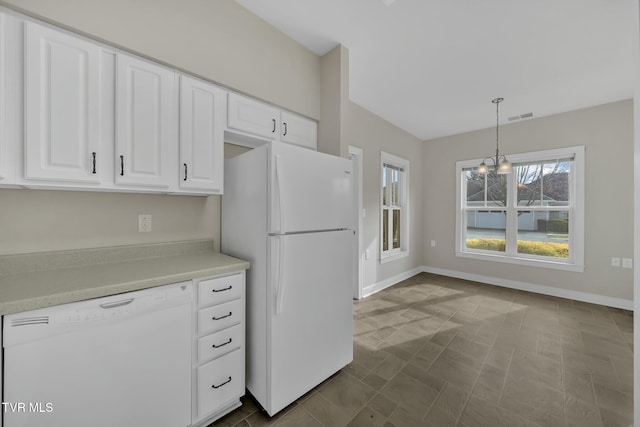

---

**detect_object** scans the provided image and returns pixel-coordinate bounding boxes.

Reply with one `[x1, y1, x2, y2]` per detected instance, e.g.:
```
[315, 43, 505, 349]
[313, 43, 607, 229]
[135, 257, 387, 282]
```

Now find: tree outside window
[456, 146, 584, 271]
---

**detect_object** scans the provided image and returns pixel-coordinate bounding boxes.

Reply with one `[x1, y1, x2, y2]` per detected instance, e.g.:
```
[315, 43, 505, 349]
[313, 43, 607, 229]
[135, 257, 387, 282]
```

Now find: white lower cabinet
[192, 272, 246, 426]
[196, 348, 244, 419]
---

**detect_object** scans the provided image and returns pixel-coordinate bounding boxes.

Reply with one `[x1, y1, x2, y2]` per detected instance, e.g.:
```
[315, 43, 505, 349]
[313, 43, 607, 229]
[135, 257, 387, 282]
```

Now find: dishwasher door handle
[100, 298, 134, 309]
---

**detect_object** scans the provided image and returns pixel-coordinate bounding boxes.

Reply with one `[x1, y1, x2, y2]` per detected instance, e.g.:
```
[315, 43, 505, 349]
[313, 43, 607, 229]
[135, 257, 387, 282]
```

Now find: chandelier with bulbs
[477, 97, 512, 175]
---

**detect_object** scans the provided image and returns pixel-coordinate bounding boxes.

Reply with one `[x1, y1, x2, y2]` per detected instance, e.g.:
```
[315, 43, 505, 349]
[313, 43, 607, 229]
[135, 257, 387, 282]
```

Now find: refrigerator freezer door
[267, 230, 354, 415]
[269, 142, 353, 234]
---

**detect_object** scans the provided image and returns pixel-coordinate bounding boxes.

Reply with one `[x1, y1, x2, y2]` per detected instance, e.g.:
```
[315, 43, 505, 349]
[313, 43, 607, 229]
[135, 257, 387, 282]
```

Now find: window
[381, 151, 409, 262]
[456, 146, 584, 271]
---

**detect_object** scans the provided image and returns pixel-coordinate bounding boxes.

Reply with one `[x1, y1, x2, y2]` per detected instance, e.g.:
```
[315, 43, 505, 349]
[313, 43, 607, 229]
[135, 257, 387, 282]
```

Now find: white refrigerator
[222, 141, 354, 416]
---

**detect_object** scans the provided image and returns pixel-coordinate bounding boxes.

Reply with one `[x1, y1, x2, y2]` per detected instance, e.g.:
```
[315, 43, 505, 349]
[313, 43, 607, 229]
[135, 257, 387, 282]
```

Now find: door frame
[349, 145, 364, 300]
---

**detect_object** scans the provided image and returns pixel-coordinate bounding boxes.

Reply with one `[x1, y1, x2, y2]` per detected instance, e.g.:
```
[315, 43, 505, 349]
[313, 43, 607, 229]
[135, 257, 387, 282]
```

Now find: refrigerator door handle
[275, 236, 285, 315]
[275, 154, 285, 233]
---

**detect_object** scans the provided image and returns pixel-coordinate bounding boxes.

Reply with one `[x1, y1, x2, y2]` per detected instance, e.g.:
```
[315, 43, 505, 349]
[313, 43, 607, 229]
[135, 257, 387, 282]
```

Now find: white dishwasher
[2, 281, 193, 427]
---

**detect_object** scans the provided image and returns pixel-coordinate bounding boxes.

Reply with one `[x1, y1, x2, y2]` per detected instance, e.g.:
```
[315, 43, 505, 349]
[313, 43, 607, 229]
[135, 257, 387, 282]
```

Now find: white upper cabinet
[227, 92, 317, 150]
[116, 53, 176, 189]
[227, 92, 280, 140]
[280, 111, 317, 150]
[179, 75, 225, 193]
[0, 11, 12, 186]
[23, 21, 103, 184]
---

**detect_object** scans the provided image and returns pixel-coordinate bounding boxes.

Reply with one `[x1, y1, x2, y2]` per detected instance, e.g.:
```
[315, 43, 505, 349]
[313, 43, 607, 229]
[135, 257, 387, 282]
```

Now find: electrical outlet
[431, 240, 436, 247]
[138, 214, 152, 232]
[611, 257, 621, 267]
[622, 258, 633, 269]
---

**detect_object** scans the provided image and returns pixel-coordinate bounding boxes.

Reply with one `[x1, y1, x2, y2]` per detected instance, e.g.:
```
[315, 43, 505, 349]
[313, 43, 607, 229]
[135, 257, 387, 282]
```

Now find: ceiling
[234, 0, 634, 141]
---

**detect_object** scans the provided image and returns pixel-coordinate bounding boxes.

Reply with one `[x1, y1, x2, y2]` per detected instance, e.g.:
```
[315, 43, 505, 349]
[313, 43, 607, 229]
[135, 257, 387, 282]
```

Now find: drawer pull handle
[212, 338, 232, 348]
[212, 312, 232, 321]
[212, 376, 232, 389]
[212, 285, 232, 293]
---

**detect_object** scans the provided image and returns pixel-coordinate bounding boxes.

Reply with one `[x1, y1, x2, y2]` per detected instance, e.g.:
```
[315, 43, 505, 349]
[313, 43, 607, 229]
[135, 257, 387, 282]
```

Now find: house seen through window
[456, 146, 584, 271]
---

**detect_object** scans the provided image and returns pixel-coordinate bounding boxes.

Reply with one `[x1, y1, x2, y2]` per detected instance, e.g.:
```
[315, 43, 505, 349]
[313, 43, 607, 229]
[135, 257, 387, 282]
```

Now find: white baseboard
[421, 266, 633, 310]
[361, 266, 423, 299]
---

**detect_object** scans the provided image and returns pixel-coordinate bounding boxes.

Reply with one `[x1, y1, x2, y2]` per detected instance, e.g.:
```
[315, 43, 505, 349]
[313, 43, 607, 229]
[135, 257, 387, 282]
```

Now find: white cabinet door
[24, 21, 102, 184]
[116, 54, 176, 188]
[227, 92, 279, 140]
[179, 76, 225, 193]
[280, 111, 317, 150]
[0, 11, 11, 187]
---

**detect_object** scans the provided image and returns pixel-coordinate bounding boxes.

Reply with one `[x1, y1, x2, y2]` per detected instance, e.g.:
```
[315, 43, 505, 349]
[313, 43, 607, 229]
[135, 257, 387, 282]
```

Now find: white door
[179, 75, 225, 193]
[24, 22, 102, 184]
[269, 142, 353, 234]
[116, 54, 175, 188]
[280, 111, 317, 150]
[268, 230, 353, 415]
[227, 92, 280, 140]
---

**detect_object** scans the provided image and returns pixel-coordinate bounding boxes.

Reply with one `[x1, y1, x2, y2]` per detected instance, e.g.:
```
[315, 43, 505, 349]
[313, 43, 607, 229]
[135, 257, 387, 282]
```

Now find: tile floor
[211, 273, 634, 427]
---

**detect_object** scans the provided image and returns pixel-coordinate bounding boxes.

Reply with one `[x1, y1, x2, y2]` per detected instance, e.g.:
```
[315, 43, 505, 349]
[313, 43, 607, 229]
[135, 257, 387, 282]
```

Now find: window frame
[455, 146, 585, 272]
[380, 151, 410, 263]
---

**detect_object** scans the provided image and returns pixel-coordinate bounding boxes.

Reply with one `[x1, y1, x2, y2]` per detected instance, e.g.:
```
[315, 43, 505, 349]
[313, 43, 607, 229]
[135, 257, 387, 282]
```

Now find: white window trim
[380, 151, 410, 263]
[455, 146, 585, 272]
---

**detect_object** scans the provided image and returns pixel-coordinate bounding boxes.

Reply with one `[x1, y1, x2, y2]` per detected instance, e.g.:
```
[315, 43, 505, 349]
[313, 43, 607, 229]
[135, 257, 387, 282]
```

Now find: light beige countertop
[0, 240, 249, 315]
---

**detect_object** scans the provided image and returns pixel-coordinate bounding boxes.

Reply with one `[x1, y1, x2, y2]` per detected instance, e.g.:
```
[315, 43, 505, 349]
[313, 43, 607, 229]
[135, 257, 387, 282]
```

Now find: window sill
[380, 251, 409, 264]
[456, 250, 584, 272]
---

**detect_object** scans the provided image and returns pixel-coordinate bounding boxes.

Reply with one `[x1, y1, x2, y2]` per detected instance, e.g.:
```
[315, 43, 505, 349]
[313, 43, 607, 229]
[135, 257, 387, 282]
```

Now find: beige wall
[321, 46, 425, 290]
[318, 47, 341, 157]
[0, 1, 320, 255]
[0, 0, 321, 119]
[423, 100, 634, 300]
[0, 190, 219, 255]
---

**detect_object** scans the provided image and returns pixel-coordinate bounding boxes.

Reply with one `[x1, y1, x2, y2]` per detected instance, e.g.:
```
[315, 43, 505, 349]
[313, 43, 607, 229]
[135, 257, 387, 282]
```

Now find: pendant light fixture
[477, 97, 511, 174]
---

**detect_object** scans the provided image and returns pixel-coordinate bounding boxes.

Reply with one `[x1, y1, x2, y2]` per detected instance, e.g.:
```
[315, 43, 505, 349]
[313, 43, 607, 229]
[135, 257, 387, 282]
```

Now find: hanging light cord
[493, 97, 503, 167]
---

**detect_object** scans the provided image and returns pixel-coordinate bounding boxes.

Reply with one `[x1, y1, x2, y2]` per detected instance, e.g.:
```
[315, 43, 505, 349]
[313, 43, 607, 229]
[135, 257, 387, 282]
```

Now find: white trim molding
[361, 267, 422, 299]
[421, 266, 633, 310]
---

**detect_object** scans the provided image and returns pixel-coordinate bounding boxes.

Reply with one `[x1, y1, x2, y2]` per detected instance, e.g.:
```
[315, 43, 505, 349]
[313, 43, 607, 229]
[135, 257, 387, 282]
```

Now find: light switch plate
[622, 258, 633, 269]
[611, 257, 621, 267]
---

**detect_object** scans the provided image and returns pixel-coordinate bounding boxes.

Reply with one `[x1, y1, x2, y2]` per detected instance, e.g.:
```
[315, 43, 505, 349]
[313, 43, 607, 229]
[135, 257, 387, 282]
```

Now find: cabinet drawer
[198, 273, 243, 307]
[197, 323, 242, 363]
[197, 348, 243, 418]
[198, 299, 243, 335]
